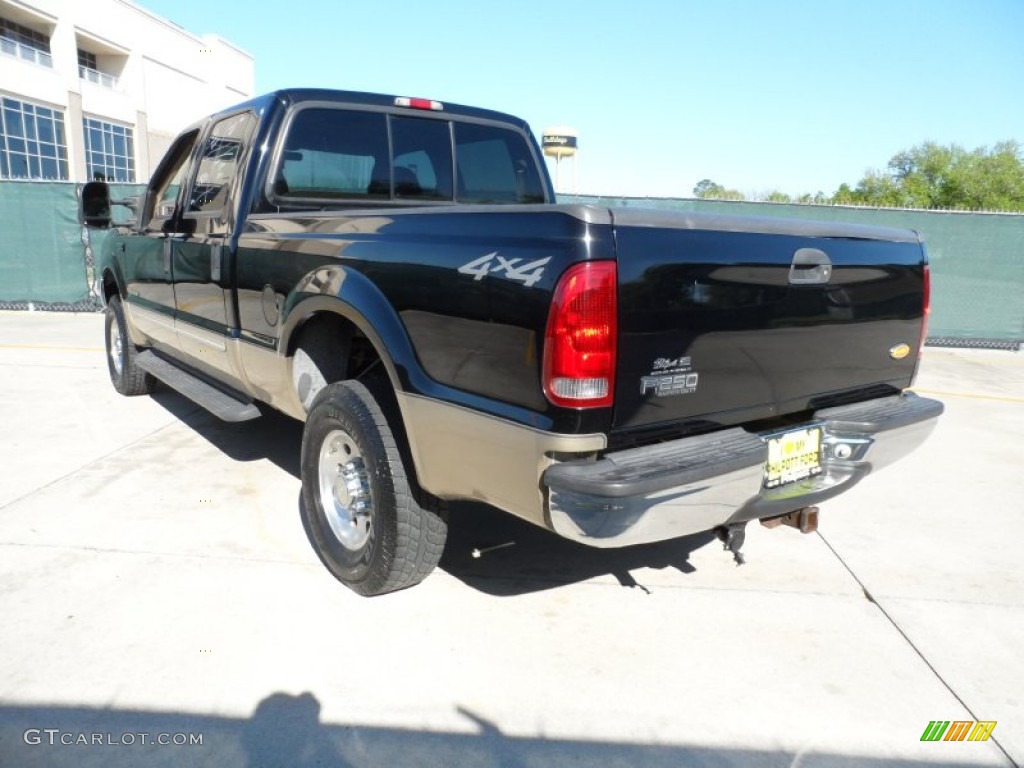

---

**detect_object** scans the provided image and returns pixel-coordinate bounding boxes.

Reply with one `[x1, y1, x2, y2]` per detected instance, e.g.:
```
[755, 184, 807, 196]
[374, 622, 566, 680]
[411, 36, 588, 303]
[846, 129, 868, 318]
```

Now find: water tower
[542, 126, 578, 194]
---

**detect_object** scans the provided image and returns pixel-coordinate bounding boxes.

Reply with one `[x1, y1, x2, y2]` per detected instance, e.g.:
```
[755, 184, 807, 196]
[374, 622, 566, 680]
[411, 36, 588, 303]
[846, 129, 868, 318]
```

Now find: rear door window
[275, 109, 390, 200]
[188, 112, 257, 215]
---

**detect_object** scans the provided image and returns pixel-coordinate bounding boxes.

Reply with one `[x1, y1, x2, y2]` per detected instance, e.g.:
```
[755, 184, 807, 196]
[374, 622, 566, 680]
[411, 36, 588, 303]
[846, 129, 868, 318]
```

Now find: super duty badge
[641, 356, 699, 397]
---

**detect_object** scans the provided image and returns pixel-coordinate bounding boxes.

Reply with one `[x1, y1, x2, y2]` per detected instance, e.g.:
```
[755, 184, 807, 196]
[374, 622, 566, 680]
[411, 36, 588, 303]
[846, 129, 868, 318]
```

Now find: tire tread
[106, 296, 154, 397]
[302, 380, 447, 596]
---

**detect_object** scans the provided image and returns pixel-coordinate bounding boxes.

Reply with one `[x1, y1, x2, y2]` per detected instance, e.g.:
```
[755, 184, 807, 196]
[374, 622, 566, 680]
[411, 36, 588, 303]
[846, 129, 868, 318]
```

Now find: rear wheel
[300, 380, 447, 596]
[105, 295, 154, 396]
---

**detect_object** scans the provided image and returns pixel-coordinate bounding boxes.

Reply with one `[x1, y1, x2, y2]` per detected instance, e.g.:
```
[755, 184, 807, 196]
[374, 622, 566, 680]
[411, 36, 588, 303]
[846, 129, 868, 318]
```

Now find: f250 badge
[458, 252, 551, 288]
[641, 355, 700, 397]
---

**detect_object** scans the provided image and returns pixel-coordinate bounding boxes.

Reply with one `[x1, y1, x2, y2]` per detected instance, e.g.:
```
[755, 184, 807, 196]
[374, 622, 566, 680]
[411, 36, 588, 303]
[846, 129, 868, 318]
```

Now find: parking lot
[0, 310, 1021, 768]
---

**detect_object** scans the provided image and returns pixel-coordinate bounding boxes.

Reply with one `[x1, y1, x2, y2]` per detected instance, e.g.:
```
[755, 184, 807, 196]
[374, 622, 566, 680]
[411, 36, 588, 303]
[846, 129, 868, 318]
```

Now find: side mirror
[79, 181, 112, 228]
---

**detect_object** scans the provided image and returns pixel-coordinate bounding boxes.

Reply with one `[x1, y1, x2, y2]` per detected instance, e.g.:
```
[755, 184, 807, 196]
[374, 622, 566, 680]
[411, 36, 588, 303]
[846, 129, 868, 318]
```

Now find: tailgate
[611, 209, 927, 433]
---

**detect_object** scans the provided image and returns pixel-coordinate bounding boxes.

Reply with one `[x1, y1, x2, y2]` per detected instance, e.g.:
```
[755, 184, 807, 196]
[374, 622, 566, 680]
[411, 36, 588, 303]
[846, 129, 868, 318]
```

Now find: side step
[136, 350, 261, 422]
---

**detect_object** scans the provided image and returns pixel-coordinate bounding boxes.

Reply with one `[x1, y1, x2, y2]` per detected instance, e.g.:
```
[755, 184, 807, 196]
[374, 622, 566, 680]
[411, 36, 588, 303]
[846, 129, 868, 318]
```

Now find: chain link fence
[0, 181, 1020, 349]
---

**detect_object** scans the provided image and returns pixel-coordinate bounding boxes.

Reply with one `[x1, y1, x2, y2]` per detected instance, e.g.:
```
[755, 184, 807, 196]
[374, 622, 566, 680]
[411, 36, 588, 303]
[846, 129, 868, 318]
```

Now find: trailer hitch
[760, 506, 819, 534]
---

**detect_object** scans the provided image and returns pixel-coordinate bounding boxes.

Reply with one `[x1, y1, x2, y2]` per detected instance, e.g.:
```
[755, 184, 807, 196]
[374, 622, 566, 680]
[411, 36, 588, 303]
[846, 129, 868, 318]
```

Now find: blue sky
[138, 0, 1024, 198]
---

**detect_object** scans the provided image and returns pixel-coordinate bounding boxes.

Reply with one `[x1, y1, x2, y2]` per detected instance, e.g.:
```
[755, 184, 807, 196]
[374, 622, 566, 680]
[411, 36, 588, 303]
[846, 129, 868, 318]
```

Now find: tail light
[919, 263, 931, 352]
[543, 261, 617, 408]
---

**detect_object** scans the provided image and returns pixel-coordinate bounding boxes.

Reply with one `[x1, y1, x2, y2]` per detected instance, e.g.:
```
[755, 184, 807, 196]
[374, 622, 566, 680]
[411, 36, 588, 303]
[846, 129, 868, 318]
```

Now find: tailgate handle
[789, 248, 832, 285]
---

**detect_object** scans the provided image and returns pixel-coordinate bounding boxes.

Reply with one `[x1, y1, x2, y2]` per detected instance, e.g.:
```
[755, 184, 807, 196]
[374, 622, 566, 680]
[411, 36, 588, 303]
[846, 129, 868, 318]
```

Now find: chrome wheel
[317, 429, 372, 550]
[108, 311, 124, 376]
[301, 380, 448, 595]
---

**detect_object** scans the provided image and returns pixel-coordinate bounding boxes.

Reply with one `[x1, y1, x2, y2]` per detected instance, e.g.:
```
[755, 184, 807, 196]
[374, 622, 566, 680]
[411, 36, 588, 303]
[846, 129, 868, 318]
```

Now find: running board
[136, 350, 261, 422]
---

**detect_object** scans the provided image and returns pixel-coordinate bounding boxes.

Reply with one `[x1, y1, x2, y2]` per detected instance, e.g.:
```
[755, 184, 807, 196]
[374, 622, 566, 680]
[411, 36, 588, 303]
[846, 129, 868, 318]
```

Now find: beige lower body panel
[124, 302, 305, 418]
[234, 338, 307, 421]
[396, 392, 606, 528]
[123, 302, 171, 348]
[174, 320, 234, 381]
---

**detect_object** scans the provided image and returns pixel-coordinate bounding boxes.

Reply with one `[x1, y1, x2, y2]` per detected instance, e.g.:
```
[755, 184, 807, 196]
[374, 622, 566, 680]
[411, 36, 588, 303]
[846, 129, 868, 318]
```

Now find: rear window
[270, 106, 546, 205]
[392, 116, 453, 200]
[455, 123, 545, 204]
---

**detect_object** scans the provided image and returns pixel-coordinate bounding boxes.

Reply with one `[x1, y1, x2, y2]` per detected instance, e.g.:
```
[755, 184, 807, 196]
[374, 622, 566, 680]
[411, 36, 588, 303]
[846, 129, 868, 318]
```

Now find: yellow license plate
[764, 426, 823, 489]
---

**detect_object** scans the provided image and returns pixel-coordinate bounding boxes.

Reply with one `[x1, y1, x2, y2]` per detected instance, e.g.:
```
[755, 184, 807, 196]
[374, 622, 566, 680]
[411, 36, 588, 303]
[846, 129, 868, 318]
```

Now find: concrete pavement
[0, 311, 1020, 767]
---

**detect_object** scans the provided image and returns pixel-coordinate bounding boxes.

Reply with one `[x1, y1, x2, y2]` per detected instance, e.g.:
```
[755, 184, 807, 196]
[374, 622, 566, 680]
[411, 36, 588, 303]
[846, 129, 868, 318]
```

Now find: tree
[794, 191, 829, 205]
[693, 178, 719, 198]
[693, 178, 746, 201]
[831, 183, 857, 205]
[841, 140, 1024, 210]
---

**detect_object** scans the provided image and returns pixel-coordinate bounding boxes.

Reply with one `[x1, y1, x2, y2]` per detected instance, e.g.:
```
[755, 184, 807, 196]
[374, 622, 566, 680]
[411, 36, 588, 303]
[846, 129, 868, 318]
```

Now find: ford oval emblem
[889, 343, 911, 360]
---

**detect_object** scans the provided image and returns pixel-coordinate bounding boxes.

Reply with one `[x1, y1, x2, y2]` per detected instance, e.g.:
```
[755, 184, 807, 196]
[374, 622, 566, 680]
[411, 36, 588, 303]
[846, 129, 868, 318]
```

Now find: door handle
[211, 244, 222, 282]
[163, 238, 171, 273]
[789, 248, 832, 285]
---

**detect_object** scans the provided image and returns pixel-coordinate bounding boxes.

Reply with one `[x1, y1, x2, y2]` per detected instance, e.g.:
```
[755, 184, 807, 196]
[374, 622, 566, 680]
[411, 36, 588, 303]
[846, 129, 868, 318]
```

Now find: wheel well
[288, 312, 383, 385]
[289, 312, 438, 509]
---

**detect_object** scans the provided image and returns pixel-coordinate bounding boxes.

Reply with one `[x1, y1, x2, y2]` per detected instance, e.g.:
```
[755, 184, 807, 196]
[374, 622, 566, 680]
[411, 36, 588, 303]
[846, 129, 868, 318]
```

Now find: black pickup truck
[80, 88, 942, 595]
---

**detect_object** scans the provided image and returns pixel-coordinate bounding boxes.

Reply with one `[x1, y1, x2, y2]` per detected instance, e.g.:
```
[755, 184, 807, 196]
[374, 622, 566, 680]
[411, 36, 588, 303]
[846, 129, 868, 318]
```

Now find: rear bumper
[542, 393, 943, 547]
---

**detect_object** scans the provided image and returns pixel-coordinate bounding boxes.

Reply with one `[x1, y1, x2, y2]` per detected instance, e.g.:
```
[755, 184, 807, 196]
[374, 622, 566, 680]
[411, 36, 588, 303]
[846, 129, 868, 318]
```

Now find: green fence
[0, 181, 1020, 347]
[0, 181, 143, 311]
[564, 195, 1024, 348]
[0, 182, 90, 309]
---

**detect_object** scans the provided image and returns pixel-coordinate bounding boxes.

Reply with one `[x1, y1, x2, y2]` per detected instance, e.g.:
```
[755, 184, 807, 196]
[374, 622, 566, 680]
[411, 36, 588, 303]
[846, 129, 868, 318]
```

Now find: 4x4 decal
[458, 252, 551, 288]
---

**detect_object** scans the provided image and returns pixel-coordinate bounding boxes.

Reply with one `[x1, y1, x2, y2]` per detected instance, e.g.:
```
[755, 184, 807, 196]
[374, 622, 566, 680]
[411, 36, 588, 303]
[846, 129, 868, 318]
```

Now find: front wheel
[300, 380, 447, 596]
[104, 296, 154, 396]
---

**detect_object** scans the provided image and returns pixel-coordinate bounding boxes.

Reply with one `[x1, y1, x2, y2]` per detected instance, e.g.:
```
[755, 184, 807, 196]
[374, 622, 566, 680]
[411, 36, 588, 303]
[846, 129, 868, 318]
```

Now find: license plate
[764, 426, 823, 489]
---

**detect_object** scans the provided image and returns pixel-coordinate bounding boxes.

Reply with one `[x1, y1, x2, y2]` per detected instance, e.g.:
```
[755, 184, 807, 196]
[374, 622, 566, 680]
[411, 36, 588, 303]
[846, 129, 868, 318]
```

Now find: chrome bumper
[543, 393, 943, 548]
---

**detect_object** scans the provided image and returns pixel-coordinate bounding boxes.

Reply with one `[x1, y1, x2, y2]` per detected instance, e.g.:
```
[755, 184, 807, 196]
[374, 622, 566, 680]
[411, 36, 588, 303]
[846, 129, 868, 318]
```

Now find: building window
[83, 117, 135, 182]
[77, 47, 117, 88]
[0, 17, 52, 67]
[0, 96, 68, 179]
[77, 49, 97, 70]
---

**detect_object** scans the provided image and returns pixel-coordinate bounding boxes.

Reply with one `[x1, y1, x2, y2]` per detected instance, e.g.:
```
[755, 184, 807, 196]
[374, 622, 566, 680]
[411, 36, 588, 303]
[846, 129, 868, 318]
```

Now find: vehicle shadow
[151, 387, 716, 597]
[151, 388, 303, 478]
[440, 501, 717, 596]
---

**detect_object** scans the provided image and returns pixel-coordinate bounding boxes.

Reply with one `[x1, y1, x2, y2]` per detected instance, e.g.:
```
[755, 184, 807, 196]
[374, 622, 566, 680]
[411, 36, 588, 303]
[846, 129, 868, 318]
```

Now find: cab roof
[211, 88, 531, 132]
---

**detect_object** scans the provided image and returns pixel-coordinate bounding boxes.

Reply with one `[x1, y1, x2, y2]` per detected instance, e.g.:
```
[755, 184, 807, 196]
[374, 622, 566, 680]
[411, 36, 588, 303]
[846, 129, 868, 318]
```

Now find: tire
[300, 380, 447, 596]
[105, 295, 155, 396]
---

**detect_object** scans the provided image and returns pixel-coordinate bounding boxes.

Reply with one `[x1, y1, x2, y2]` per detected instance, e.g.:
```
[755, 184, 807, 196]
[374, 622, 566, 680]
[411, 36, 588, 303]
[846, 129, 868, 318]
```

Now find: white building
[0, 0, 254, 183]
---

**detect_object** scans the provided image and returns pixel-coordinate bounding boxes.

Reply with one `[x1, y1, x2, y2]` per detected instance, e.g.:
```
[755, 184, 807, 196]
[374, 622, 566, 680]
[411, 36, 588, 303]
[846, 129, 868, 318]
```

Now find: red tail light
[543, 261, 617, 408]
[920, 263, 931, 352]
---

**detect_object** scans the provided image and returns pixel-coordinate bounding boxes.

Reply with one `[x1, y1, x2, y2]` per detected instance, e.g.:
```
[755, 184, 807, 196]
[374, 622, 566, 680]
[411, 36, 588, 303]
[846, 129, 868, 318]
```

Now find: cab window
[187, 112, 257, 215]
[274, 109, 389, 200]
[146, 129, 199, 229]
